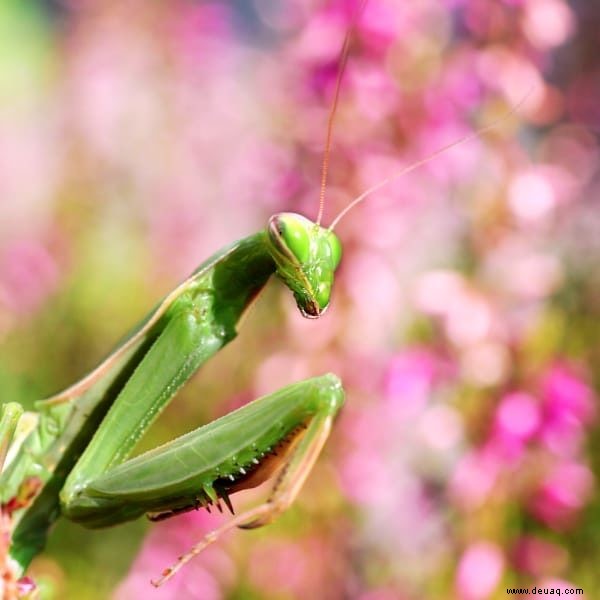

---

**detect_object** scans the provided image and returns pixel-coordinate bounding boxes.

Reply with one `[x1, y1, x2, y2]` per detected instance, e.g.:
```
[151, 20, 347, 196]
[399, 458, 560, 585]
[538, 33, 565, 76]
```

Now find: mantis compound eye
[326, 231, 342, 270]
[268, 213, 311, 265]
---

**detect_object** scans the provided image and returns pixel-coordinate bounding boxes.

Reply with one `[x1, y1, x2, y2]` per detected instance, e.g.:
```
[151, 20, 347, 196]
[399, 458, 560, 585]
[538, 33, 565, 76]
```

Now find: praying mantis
[0, 3, 526, 596]
[0, 211, 345, 591]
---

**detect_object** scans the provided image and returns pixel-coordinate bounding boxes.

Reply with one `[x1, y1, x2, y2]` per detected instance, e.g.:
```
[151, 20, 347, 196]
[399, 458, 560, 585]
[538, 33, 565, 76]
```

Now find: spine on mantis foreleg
[6, 232, 276, 573]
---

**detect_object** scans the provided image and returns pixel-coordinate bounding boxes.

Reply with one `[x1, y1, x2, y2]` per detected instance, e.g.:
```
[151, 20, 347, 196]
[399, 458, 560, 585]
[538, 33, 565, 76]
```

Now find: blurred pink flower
[508, 253, 563, 300]
[508, 168, 557, 223]
[539, 415, 585, 458]
[450, 448, 501, 510]
[339, 347, 455, 582]
[115, 511, 235, 600]
[460, 341, 511, 387]
[358, 0, 409, 50]
[541, 363, 595, 426]
[512, 535, 568, 576]
[414, 273, 498, 349]
[413, 270, 465, 316]
[538, 363, 596, 456]
[0, 239, 59, 315]
[529, 461, 594, 530]
[495, 391, 541, 441]
[247, 536, 345, 599]
[168, 2, 234, 55]
[484, 391, 541, 463]
[455, 541, 504, 600]
[521, 0, 575, 50]
[383, 348, 451, 418]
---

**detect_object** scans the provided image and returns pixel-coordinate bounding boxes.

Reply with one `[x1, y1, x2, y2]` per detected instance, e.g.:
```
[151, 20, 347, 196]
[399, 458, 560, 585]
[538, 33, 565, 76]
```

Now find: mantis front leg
[61, 375, 343, 585]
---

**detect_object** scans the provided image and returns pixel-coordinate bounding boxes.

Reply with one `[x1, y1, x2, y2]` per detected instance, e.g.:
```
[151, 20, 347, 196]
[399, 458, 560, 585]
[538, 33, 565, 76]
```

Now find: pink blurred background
[1, 0, 599, 598]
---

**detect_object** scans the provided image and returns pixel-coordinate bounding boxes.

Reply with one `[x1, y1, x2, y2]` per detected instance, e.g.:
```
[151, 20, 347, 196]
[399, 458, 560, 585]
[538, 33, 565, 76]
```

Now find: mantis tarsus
[0, 4, 524, 594]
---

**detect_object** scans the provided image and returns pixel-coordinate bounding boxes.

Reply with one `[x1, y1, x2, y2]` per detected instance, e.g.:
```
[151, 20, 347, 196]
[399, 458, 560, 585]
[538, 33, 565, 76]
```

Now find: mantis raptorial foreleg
[150, 377, 341, 586]
[61, 374, 343, 527]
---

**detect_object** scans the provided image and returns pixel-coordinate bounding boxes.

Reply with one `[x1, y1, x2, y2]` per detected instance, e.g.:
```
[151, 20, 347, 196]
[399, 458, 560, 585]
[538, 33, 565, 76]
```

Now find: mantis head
[267, 213, 342, 319]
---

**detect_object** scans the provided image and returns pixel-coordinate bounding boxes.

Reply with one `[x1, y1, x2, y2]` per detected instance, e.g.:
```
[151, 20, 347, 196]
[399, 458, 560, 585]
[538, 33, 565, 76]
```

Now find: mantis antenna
[328, 88, 532, 231]
[316, 0, 368, 226]
[328, 91, 533, 232]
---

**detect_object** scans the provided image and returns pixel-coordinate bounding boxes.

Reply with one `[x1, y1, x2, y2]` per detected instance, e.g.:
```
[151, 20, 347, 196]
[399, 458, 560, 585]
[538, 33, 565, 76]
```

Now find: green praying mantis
[0, 211, 346, 590]
[0, 8, 525, 594]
